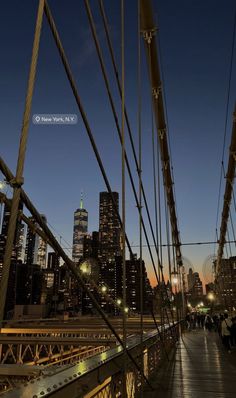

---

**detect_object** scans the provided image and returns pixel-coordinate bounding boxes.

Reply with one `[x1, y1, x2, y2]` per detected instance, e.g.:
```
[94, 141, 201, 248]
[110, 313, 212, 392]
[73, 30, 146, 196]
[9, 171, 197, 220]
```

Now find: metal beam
[217, 106, 236, 272]
[0, 193, 49, 244]
[140, 1, 185, 319]
[2, 324, 177, 398]
[140, 0, 182, 268]
[0, 0, 45, 323]
[0, 336, 115, 346]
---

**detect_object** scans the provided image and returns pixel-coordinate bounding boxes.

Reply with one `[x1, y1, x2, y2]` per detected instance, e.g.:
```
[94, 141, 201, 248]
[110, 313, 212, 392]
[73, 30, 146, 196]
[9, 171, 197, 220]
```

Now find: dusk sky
[0, 0, 236, 287]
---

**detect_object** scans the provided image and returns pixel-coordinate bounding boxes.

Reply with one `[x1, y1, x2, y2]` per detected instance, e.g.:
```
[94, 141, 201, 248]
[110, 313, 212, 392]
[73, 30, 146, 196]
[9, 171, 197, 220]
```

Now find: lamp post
[171, 271, 179, 321]
[207, 292, 215, 314]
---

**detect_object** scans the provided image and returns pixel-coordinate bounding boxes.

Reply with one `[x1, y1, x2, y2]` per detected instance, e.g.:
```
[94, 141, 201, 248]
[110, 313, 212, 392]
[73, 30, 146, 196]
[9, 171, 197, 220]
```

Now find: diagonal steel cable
[0, 0, 45, 322]
[98, 0, 161, 261]
[84, 0, 162, 285]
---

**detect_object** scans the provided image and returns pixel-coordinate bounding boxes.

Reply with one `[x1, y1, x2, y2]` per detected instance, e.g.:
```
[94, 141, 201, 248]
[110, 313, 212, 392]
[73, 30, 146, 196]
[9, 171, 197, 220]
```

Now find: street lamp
[117, 299, 122, 305]
[0, 181, 7, 191]
[171, 273, 178, 286]
[171, 271, 179, 321]
[101, 285, 107, 293]
[207, 292, 215, 301]
[80, 264, 89, 274]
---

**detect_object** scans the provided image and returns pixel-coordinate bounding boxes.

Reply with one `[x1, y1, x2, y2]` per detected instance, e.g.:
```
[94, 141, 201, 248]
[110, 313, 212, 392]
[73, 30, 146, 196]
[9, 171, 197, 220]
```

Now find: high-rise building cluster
[215, 256, 236, 311]
[186, 268, 203, 302]
[0, 191, 152, 318]
[72, 191, 152, 315]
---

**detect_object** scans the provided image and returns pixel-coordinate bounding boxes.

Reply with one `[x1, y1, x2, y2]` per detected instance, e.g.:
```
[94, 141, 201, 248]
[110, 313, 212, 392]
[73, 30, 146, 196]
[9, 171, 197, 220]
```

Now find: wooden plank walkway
[144, 330, 236, 398]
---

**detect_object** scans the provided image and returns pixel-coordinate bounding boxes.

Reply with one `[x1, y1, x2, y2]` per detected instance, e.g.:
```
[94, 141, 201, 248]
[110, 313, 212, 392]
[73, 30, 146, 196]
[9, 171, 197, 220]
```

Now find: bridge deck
[144, 330, 236, 398]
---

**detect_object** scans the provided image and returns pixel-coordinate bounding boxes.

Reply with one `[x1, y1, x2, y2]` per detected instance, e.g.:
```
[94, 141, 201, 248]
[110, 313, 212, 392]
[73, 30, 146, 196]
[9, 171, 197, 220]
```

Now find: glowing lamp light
[0, 181, 7, 191]
[187, 303, 191, 308]
[171, 271, 178, 286]
[79, 259, 93, 276]
[80, 264, 88, 274]
[207, 292, 215, 301]
[124, 307, 129, 313]
[117, 299, 122, 305]
[101, 285, 107, 293]
[172, 277, 178, 285]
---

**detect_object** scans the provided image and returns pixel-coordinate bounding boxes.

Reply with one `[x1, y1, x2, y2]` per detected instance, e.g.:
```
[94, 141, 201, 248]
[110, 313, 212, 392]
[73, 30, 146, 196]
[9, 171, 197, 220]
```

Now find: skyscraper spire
[80, 190, 83, 209]
[72, 193, 88, 263]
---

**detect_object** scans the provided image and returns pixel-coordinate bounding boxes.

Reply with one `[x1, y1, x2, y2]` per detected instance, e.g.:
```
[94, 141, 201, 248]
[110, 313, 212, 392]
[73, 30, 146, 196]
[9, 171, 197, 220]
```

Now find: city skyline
[1, 1, 236, 396]
[0, 0, 236, 288]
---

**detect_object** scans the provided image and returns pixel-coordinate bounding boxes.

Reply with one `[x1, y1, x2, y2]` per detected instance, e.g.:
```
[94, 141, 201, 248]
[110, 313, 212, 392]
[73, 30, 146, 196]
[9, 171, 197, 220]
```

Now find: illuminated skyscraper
[72, 196, 88, 264]
[25, 215, 47, 268]
[98, 192, 121, 310]
[216, 256, 236, 311]
[0, 201, 25, 316]
[99, 191, 121, 264]
[187, 268, 203, 299]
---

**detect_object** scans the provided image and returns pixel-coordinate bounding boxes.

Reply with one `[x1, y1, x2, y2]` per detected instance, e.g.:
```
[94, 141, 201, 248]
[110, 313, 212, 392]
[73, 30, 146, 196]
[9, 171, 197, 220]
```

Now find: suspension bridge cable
[155, 12, 180, 228]
[227, 183, 236, 248]
[43, 1, 134, 260]
[215, 5, 236, 247]
[147, 43, 175, 329]
[138, 0, 144, 394]
[0, 0, 45, 322]
[43, 2, 153, 388]
[61, 239, 236, 250]
[46, 220, 72, 256]
[232, 188, 236, 213]
[120, 1, 127, 394]
[97, 2, 175, 334]
[215, 122, 236, 275]
[140, 1, 183, 295]
[90, 0, 174, 344]
[98, 0, 162, 261]
[84, 0, 162, 285]
[150, 50, 161, 281]
[157, 130, 163, 274]
[221, 6, 236, 166]
[227, 228, 232, 258]
[229, 209, 236, 247]
[147, 42, 176, 333]
[164, 190, 172, 283]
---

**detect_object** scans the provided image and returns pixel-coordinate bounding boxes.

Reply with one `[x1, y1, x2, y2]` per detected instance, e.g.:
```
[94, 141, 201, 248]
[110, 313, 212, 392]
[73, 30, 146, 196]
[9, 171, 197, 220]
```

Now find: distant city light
[117, 299, 122, 305]
[124, 307, 129, 313]
[207, 292, 215, 301]
[79, 259, 93, 276]
[101, 285, 107, 293]
[80, 263, 89, 274]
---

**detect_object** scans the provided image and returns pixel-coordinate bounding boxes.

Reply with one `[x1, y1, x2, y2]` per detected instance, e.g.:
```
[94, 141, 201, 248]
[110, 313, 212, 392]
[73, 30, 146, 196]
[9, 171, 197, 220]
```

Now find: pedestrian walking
[221, 313, 232, 353]
[205, 315, 213, 331]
